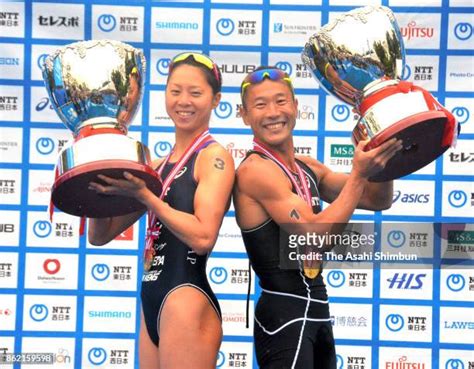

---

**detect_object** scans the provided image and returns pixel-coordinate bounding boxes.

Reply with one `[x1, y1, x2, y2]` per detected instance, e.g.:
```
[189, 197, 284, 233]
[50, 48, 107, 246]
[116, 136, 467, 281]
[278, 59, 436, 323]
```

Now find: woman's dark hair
[167, 55, 222, 95]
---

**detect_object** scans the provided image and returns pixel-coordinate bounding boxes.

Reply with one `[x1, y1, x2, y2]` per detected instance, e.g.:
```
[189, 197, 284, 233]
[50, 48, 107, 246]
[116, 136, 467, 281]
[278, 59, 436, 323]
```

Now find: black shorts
[254, 289, 336, 369]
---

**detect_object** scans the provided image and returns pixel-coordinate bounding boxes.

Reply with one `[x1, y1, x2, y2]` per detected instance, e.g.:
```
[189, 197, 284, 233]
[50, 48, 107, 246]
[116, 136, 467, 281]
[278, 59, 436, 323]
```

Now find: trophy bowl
[42, 39, 161, 217]
[302, 6, 457, 182]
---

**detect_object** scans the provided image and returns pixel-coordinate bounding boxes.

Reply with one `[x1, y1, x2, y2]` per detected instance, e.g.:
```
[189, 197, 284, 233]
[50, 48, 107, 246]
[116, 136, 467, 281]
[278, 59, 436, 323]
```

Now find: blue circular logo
[216, 351, 225, 368]
[37, 53, 49, 71]
[387, 230, 406, 248]
[215, 101, 232, 119]
[154, 141, 173, 158]
[36, 97, 51, 112]
[446, 359, 464, 369]
[386, 313, 404, 332]
[446, 274, 465, 292]
[326, 270, 345, 288]
[216, 18, 235, 36]
[454, 22, 473, 41]
[209, 267, 227, 284]
[97, 14, 116, 32]
[33, 220, 52, 238]
[336, 354, 344, 369]
[88, 348, 107, 366]
[156, 58, 171, 76]
[275, 61, 293, 76]
[36, 137, 55, 155]
[331, 104, 350, 122]
[452, 107, 469, 125]
[92, 264, 110, 282]
[402, 65, 411, 80]
[29, 304, 49, 322]
[448, 190, 467, 208]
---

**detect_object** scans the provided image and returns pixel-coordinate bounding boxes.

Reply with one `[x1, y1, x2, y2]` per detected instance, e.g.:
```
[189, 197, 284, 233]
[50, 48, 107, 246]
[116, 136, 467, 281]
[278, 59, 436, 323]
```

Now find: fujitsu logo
[401, 21, 434, 41]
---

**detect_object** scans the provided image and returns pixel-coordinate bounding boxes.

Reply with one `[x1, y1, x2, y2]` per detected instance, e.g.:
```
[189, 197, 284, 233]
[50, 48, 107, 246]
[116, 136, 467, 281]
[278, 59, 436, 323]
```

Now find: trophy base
[52, 160, 162, 218]
[359, 110, 450, 182]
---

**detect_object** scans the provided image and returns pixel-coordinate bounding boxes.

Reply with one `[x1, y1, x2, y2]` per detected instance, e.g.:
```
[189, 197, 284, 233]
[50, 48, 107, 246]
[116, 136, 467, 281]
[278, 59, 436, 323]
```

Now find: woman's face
[165, 64, 221, 133]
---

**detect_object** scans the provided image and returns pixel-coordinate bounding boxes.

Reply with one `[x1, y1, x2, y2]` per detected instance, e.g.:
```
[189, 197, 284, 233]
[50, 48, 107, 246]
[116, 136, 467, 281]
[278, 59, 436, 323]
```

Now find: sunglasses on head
[169, 52, 221, 85]
[241, 68, 294, 98]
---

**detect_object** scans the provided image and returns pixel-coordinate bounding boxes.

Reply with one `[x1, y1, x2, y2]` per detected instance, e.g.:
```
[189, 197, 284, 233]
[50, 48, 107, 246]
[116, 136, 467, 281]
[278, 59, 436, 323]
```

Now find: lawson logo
[392, 190, 430, 204]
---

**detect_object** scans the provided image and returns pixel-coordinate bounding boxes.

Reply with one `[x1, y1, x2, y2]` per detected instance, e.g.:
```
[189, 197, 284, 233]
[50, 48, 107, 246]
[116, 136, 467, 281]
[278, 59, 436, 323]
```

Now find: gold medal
[304, 266, 320, 279]
[144, 248, 155, 271]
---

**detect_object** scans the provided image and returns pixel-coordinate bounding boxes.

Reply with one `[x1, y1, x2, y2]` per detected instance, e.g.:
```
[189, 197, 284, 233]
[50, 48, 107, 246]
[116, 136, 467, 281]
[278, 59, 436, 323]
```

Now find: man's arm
[300, 138, 401, 210]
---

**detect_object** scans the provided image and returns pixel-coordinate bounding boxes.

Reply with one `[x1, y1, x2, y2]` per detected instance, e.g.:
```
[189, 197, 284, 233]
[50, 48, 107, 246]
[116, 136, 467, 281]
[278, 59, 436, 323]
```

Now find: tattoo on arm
[214, 158, 225, 170]
[290, 209, 300, 220]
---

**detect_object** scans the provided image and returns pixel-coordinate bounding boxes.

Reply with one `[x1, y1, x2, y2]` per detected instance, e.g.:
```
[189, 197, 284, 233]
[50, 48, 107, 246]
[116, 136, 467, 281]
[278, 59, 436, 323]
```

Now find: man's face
[240, 79, 298, 147]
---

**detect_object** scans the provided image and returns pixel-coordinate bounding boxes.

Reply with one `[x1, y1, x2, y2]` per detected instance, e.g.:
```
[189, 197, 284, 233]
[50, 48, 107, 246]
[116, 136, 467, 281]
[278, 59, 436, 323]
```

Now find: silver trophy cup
[42, 40, 161, 217]
[302, 6, 457, 182]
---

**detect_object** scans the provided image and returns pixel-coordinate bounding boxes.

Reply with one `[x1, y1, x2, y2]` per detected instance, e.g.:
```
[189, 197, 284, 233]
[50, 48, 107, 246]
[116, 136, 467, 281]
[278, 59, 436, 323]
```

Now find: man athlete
[233, 66, 402, 368]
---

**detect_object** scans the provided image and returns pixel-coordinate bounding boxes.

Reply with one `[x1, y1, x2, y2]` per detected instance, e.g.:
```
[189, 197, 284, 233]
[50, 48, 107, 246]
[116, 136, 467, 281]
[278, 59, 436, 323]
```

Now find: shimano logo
[155, 22, 198, 30]
[88, 310, 132, 319]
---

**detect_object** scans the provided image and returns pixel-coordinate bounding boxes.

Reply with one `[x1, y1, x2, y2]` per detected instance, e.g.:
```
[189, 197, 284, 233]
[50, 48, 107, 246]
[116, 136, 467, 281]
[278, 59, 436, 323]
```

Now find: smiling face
[165, 64, 221, 134]
[240, 78, 298, 148]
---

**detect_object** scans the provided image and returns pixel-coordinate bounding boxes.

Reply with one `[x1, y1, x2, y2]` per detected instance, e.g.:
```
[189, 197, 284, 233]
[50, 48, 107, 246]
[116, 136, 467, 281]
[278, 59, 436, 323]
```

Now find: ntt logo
[385, 313, 404, 332]
[37, 53, 48, 70]
[88, 347, 107, 366]
[451, 107, 469, 125]
[97, 14, 116, 32]
[216, 351, 225, 368]
[336, 354, 344, 369]
[209, 267, 227, 284]
[92, 263, 110, 282]
[33, 220, 52, 238]
[326, 270, 345, 288]
[331, 104, 350, 122]
[154, 141, 173, 158]
[216, 18, 235, 36]
[30, 304, 49, 322]
[446, 274, 465, 292]
[156, 58, 171, 76]
[402, 65, 411, 80]
[387, 230, 406, 248]
[36, 137, 55, 155]
[448, 190, 467, 208]
[215, 101, 232, 119]
[454, 22, 473, 41]
[446, 358, 464, 369]
[275, 61, 292, 76]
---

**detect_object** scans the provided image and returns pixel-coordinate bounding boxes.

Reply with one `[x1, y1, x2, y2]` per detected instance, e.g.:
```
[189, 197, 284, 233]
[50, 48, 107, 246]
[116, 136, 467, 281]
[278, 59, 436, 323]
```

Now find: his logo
[216, 351, 225, 368]
[402, 65, 411, 80]
[43, 259, 61, 275]
[154, 141, 172, 158]
[97, 14, 116, 32]
[451, 107, 469, 125]
[156, 58, 171, 76]
[33, 220, 52, 238]
[454, 22, 473, 41]
[29, 304, 49, 322]
[326, 270, 345, 288]
[209, 267, 227, 284]
[215, 101, 232, 119]
[275, 61, 292, 76]
[386, 313, 404, 332]
[36, 137, 55, 155]
[446, 274, 465, 292]
[216, 18, 235, 36]
[387, 230, 406, 248]
[331, 104, 350, 122]
[448, 190, 467, 208]
[88, 347, 107, 366]
[91, 263, 110, 282]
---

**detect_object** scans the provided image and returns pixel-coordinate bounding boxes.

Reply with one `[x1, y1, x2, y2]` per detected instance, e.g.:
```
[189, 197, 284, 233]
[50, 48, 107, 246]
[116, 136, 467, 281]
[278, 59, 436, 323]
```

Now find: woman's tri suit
[141, 146, 221, 346]
[241, 152, 336, 369]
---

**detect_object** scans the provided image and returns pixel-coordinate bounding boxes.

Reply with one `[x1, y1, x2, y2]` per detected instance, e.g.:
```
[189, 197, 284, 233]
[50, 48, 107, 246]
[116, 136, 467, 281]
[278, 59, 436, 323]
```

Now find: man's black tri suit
[141, 144, 221, 346]
[241, 151, 336, 369]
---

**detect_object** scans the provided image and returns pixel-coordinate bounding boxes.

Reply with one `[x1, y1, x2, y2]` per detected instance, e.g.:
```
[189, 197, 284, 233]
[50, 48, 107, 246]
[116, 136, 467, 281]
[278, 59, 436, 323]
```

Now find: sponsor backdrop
[0, 0, 473, 368]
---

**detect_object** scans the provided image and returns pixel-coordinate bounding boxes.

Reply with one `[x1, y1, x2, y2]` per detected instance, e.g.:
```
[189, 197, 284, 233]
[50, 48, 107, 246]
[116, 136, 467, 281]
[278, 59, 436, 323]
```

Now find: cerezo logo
[331, 104, 350, 122]
[448, 190, 467, 208]
[29, 304, 49, 322]
[209, 267, 227, 284]
[36, 137, 55, 155]
[88, 347, 107, 366]
[37, 53, 48, 71]
[216, 18, 235, 36]
[387, 230, 406, 248]
[33, 220, 52, 238]
[402, 65, 411, 80]
[216, 351, 225, 368]
[451, 107, 469, 125]
[385, 313, 404, 332]
[154, 141, 172, 158]
[97, 14, 116, 32]
[446, 358, 464, 369]
[156, 58, 171, 76]
[326, 270, 345, 288]
[275, 61, 292, 76]
[454, 22, 473, 41]
[446, 274, 465, 292]
[214, 101, 232, 119]
[91, 263, 110, 282]
[273, 23, 283, 33]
